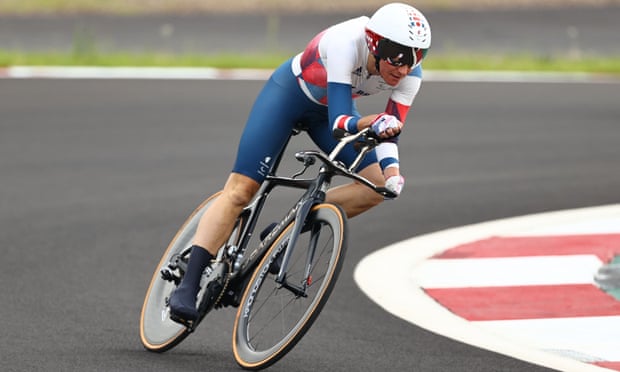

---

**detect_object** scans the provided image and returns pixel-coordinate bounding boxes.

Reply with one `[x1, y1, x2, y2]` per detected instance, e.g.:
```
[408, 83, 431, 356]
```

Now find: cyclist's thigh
[233, 60, 309, 183]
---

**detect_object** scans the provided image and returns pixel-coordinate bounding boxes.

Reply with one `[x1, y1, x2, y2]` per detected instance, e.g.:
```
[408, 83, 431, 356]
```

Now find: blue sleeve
[328, 82, 360, 133]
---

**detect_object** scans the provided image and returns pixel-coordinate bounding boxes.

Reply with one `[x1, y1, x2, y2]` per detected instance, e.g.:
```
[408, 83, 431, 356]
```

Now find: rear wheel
[232, 203, 347, 370]
[140, 192, 224, 352]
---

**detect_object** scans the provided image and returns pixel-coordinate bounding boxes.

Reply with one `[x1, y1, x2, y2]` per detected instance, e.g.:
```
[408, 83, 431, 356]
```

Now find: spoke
[248, 288, 298, 347]
[248, 281, 279, 322]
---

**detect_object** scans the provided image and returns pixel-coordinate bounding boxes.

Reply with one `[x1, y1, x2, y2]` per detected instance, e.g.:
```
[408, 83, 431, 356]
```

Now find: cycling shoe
[168, 286, 199, 325]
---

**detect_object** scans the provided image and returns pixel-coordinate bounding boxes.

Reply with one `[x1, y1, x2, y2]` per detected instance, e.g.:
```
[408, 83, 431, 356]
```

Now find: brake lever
[292, 152, 316, 178]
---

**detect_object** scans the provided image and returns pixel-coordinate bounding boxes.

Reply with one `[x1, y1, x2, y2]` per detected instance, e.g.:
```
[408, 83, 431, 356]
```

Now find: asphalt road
[1, 78, 619, 371]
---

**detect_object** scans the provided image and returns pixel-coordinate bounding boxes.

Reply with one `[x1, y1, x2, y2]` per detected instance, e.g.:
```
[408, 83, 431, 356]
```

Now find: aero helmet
[365, 3, 431, 68]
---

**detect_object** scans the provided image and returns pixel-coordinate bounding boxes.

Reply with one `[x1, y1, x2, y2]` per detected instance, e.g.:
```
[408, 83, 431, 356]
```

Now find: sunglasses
[378, 39, 428, 68]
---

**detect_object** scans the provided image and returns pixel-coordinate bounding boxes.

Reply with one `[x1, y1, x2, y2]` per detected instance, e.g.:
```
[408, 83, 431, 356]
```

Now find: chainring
[196, 260, 231, 317]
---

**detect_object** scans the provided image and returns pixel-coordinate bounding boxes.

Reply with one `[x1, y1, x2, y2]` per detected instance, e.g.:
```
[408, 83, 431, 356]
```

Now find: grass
[427, 53, 620, 74]
[1, 48, 620, 75]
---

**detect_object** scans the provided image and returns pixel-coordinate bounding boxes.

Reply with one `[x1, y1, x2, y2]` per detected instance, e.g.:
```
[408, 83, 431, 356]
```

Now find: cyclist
[168, 2, 431, 324]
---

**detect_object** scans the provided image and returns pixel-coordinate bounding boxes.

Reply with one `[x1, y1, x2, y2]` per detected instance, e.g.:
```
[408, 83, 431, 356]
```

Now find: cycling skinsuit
[232, 16, 422, 184]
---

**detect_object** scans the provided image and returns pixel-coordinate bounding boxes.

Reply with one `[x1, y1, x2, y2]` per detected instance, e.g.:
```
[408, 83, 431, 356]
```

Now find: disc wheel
[139, 192, 222, 352]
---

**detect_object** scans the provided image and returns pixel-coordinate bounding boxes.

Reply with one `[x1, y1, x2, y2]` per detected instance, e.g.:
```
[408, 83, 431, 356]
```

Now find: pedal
[163, 295, 196, 331]
[168, 313, 196, 332]
[160, 268, 180, 285]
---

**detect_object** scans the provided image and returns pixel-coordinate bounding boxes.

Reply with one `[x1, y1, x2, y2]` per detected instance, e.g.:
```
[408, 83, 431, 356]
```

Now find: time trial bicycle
[139, 126, 396, 370]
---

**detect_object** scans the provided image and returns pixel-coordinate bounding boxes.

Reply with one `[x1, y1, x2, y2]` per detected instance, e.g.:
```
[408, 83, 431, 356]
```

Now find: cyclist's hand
[385, 175, 405, 197]
[370, 113, 402, 139]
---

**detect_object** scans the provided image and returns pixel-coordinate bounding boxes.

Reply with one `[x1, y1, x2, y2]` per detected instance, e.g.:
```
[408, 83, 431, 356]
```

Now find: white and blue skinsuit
[232, 16, 423, 183]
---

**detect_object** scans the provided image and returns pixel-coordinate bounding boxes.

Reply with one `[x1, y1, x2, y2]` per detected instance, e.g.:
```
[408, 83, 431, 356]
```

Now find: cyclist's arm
[323, 32, 364, 135]
[386, 64, 422, 124]
[329, 82, 359, 133]
[330, 66, 422, 136]
[375, 65, 423, 173]
[330, 83, 399, 135]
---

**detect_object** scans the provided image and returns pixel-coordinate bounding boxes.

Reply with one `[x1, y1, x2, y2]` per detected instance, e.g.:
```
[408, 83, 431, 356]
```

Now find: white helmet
[366, 3, 431, 67]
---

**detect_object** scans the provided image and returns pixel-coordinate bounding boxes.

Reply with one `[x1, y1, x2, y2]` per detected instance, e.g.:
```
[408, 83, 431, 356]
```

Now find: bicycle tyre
[232, 203, 347, 370]
[139, 192, 222, 352]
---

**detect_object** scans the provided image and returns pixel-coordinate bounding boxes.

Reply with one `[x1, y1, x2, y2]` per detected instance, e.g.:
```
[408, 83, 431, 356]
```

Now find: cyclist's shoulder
[318, 16, 369, 62]
[408, 64, 423, 79]
[327, 16, 369, 31]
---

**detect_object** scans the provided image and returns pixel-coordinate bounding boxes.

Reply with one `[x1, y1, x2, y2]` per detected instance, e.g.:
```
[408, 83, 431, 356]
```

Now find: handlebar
[330, 128, 381, 160]
[295, 128, 398, 199]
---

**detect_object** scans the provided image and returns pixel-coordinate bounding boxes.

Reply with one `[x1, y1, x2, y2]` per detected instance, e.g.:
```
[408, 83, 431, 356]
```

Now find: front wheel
[232, 203, 347, 370]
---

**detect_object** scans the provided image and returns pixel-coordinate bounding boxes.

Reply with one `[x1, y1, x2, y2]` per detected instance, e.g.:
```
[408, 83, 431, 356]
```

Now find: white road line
[1, 66, 619, 84]
[414, 255, 602, 288]
[475, 316, 620, 363]
[0, 66, 273, 80]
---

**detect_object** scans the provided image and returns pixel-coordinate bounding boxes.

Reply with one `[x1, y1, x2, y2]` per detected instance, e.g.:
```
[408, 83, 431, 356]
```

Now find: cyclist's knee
[222, 173, 260, 207]
[356, 163, 385, 209]
[367, 189, 385, 207]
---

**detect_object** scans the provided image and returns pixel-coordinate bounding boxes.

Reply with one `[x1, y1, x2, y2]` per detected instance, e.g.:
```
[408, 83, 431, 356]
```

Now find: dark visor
[377, 38, 424, 67]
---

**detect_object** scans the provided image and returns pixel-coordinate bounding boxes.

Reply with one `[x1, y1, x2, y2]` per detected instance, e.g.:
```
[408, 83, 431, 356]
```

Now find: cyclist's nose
[398, 65, 411, 75]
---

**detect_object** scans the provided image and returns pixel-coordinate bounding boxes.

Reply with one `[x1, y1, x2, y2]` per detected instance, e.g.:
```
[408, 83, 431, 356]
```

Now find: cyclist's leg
[169, 58, 309, 322]
[306, 119, 385, 218]
[167, 244, 214, 323]
[196, 56, 313, 251]
[193, 173, 260, 256]
[325, 163, 385, 218]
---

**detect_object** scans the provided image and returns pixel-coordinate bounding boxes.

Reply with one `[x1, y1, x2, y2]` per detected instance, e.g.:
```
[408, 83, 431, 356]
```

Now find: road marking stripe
[1, 66, 619, 84]
[415, 255, 602, 288]
[0, 66, 273, 80]
[435, 234, 620, 261]
[425, 284, 620, 320]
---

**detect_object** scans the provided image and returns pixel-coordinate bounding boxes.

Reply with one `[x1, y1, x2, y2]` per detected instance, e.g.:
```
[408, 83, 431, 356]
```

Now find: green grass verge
[428, 54, 620, 74]
[1, 49, 620, 74]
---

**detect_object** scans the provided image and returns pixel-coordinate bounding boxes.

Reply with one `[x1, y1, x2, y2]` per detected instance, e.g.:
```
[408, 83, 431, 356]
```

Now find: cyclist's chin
[381, 72, 403, 86]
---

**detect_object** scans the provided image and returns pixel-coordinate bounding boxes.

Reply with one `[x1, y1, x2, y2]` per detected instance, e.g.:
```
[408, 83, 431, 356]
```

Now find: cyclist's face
[378, 59, 412, 86]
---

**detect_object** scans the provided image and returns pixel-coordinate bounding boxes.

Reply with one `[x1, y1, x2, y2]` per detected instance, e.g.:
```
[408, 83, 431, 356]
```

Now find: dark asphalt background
[1, 6, 620, 372]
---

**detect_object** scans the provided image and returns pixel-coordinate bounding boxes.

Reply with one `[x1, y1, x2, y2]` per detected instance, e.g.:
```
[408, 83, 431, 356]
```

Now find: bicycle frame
[223, 127, 396, 296]
[139, 126, 398, 352]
